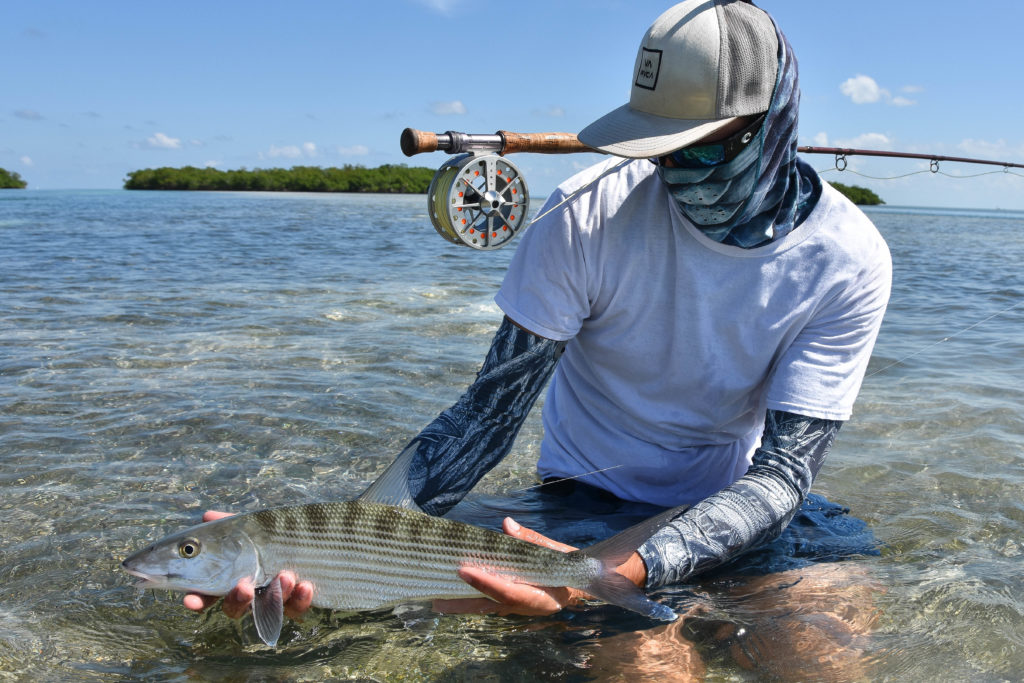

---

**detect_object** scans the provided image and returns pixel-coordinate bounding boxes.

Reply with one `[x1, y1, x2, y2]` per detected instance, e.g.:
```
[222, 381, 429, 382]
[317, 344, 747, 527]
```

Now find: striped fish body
[245, 501, 599, 609]
[124, 495, 682, 645]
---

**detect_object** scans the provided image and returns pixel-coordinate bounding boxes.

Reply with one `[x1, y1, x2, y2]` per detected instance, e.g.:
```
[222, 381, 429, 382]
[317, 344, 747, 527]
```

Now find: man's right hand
[181, 510, 315, 619]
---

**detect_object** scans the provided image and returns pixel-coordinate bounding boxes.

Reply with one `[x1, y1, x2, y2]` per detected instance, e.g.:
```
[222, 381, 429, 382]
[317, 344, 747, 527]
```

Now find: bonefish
[122, 444, 684, 646]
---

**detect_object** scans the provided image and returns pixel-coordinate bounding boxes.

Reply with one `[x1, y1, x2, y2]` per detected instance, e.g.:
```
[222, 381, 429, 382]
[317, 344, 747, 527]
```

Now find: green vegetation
[0, 168, 27, 189]
[123, 164, 436, 193]
[830, 181, 884, 205]
[119, 166, 884, 205]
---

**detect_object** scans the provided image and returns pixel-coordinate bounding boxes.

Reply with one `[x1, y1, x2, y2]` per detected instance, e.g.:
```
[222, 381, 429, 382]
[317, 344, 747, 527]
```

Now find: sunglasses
[660, 113, 767, 168]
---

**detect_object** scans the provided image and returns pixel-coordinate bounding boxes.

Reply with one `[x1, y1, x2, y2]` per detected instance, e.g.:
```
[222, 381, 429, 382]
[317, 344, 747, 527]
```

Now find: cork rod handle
[400, 128, 596, 157]
[497, 131, 595, 155]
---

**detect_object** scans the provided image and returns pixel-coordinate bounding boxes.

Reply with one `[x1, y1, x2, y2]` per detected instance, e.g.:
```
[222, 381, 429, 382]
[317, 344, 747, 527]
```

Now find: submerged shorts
[446, 479, 879, 578]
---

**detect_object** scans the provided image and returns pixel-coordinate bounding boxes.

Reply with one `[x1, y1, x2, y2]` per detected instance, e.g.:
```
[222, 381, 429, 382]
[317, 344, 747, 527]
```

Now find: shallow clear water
[1, 190, 1022, 681]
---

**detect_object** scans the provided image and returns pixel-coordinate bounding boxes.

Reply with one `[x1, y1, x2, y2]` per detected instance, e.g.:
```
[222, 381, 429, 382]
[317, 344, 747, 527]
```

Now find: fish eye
[178, 538, 202, 559]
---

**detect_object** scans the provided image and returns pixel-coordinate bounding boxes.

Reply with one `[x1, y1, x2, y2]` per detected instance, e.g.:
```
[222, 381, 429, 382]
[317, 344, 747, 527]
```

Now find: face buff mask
[657, 120, 766, 241]
[657, 24, 821, 249]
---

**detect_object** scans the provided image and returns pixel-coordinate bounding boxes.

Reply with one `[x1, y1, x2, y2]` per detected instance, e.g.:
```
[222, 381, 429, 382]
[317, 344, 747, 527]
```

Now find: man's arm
[638, 410, 842, 588]
[405, 316, 565, 516]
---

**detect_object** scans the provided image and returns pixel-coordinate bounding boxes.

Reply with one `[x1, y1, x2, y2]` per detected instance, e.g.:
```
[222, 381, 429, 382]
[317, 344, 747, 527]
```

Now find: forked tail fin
[577, 504, 688, 622]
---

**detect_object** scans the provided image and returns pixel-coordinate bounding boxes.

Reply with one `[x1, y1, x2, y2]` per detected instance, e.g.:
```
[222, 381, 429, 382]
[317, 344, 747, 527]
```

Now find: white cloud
[268, 145, 302, 158]
[146, 132, 181, 149]
[430, 100, 466, 116]
[840, 75, 917, 106]
[20, 156, 33, 166]
[533, 105, 566, 117]
[840, 75, 885, 104]
[14, 109, 45, 121]
[268, 142, 317, 159]
[833, 133, 893, 150]
[338, 145, 370, 156]
[204, 160, 220, 168]
[956, 138, 1018, 160]
[412, 0, 462, 13]
[812, 132, 829, 147]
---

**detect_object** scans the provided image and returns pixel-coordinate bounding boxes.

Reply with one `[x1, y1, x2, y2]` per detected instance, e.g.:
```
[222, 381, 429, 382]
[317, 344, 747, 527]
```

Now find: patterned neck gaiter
[657, 26, 821, 249]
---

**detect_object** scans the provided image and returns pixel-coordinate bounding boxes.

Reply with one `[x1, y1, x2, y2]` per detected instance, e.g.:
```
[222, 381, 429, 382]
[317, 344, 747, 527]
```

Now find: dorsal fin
[357, 441, 423, 510]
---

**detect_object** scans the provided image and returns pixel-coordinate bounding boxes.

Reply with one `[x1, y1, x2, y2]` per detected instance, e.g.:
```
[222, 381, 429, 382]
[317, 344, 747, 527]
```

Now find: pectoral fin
[252, 575, 284, 647]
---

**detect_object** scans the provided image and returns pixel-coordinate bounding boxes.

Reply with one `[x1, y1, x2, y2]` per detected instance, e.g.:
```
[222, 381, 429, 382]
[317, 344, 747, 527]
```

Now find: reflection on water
[585, 563, 880, 682]
[1, 191, 1022, 680]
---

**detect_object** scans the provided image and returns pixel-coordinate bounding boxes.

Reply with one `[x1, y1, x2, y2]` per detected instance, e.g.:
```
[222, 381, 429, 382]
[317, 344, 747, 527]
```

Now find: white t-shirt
[495, 158, 891, 507]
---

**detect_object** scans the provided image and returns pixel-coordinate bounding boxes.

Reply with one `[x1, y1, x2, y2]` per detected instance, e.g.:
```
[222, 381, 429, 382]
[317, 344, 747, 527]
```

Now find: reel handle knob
[401, 128, 439, 156]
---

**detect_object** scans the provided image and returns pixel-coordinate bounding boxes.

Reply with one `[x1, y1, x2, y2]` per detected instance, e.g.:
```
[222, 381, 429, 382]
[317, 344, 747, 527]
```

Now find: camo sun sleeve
[406, 316, 565, 516]
[637, 410, 842, 588]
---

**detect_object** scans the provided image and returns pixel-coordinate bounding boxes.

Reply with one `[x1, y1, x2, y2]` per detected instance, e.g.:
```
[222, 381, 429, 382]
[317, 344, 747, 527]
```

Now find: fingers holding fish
[431, 517, 582, 617]
[179, 510, 314, 620]
[222, 576, 256, 619]
[201, 510, 237, 523]
[281, 573, 315, 619]
[182, 592, 219, 612]
[501, 517, 577, 553]
[503, 516, 647, 588]
[182, 569, 314, 619]
[453, 566, 583, 616]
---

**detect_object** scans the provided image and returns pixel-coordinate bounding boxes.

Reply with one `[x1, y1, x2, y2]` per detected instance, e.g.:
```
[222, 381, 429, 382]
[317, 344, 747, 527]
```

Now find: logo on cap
[634, 48, 662, 91]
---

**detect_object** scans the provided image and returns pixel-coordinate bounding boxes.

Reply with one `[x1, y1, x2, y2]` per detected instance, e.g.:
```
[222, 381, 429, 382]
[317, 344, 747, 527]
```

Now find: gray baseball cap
[578, 0, 779, 158]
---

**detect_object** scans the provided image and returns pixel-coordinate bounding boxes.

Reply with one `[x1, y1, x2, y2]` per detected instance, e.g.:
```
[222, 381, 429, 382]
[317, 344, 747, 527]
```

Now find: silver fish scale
[243, 501, 597, 610]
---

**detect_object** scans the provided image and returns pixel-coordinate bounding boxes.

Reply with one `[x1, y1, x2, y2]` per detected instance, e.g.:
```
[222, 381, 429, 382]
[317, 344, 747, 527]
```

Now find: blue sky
[4, 0, 1024, 209]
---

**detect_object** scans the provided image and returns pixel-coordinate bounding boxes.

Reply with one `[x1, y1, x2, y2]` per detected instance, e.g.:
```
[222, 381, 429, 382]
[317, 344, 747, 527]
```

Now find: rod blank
[797, 146, 1024, 170]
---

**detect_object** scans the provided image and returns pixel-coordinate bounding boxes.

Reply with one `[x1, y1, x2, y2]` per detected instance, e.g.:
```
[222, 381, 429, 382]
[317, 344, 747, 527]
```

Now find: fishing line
[513, 465, 625, 493]
[525, 157, 633, 226]
[818, 167, 1024, 181]
[865, 298, 1023, 379]
[817, 167, 935, 181]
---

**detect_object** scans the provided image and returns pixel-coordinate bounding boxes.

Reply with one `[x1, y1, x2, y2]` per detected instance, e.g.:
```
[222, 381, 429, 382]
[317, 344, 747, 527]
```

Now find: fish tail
[578, 504, 687, 622]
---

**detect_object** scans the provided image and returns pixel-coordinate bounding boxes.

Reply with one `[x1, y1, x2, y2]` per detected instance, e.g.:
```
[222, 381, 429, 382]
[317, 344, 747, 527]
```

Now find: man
[188, 0, 891, 634]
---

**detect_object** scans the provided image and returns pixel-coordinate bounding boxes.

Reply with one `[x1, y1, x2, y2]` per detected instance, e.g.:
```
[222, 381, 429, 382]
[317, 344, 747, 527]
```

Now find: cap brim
[578, 103, 739, 158]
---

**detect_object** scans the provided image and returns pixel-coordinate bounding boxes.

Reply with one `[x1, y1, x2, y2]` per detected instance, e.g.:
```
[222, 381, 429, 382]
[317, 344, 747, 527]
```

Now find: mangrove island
[829, 181, 884, 205]
[124, 165, 436, 193]
[0, 168, 27, 189]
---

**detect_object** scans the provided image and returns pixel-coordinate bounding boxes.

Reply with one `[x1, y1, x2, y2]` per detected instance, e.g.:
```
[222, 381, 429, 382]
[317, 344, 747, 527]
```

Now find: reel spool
[427, 153, 530, 250]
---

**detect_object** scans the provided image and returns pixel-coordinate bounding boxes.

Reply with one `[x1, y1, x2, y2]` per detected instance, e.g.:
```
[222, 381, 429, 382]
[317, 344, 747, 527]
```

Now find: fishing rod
[401, 127, 1024, 250]
[795, 146, 1024, 173]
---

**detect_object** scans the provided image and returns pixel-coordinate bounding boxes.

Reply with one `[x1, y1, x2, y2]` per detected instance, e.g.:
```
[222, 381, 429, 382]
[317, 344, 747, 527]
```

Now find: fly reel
[427, 153, 530, 250]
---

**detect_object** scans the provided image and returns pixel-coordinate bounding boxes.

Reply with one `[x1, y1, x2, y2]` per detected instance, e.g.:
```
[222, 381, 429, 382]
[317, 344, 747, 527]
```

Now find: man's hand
[432, 517, 648, 617]
[181, 510, 315, 619]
